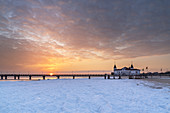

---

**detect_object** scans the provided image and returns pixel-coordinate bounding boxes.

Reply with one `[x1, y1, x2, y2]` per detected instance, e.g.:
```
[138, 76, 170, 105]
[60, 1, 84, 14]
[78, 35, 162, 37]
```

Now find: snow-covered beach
[0, 79, 169, 113]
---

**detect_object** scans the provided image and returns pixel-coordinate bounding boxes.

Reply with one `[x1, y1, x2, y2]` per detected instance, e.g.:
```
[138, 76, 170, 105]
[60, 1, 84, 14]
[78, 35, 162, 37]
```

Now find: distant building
[112, 64, 140, 76]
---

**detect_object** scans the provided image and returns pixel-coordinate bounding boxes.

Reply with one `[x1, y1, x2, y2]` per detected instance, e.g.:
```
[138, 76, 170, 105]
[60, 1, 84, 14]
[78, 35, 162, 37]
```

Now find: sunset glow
[0, 1, 169, 113]
[50, 73, 53, 76]
[0, 0, 169, 73]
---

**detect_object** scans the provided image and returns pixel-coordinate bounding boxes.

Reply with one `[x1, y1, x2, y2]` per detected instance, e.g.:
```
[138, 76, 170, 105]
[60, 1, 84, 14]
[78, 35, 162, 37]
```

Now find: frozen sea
[0, 78, 169, 113]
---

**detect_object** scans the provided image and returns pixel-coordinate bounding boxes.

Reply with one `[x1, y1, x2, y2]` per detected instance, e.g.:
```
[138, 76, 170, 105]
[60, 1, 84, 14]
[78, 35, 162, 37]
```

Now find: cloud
[0, 0, 170, 71]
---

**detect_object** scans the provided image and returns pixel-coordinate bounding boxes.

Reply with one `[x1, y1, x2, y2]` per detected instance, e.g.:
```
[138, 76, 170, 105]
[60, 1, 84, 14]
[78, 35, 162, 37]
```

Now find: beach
[143, 78, 170, 84]
[0, 78, 169, 113]
[141, 76, 170, 88]
[142, 80, 169, 90]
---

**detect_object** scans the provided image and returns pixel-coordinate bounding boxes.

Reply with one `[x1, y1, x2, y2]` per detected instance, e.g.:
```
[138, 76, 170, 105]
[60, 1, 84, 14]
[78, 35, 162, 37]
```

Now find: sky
[0, 0, 170, 73]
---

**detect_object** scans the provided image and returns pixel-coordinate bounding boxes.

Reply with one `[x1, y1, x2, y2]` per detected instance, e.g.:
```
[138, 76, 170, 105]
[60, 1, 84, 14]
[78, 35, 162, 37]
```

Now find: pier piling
[18, 76, 20, 80]
[43, 76, 45, 80]
[29, 75, 32, 80]
[104, 75, 106, 79]
[107, 75, 110, 79]
[57, 76, 60, 79]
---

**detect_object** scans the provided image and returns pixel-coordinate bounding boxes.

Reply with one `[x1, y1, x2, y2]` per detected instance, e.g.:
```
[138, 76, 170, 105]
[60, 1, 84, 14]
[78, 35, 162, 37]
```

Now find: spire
[114, 64, 117, 69]
[113, 61, 117, 71]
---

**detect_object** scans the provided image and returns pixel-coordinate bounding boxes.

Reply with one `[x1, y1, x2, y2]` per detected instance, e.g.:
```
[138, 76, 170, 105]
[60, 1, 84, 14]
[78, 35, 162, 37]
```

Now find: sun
[50, 73, 53, 76]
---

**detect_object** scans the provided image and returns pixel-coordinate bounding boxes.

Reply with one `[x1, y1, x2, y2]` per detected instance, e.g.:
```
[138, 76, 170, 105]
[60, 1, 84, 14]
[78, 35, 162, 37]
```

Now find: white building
[112, 64, 140, 76]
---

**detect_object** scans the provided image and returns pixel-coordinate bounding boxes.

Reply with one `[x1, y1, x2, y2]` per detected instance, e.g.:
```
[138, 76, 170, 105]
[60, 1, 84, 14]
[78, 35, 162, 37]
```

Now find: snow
[0, 79, 169, 113]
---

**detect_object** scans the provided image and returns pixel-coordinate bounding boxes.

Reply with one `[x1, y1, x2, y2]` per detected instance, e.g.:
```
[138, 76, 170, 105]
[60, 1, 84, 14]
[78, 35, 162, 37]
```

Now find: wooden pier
[0, 74, 109, 80]
[0, 74, 169, 80]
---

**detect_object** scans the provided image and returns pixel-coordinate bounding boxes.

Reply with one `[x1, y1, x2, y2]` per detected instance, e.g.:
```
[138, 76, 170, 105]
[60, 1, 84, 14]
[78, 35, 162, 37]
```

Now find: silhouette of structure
[112, 63, 140, 76]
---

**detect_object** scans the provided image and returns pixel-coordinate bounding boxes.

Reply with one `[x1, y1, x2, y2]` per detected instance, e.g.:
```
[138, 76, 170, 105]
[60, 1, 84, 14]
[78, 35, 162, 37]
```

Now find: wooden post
[104, 75, 106, 79]
[107, 75, 110, 79]
[14, 76, 16, 80]
[119, 75, 121, 79]
[57, 76, 60, 79]
[89, 76, 91, 79]
[1, 76, 3, 80]
[29, 75, 31, 80]
[43, 76, 45, 80]
[73, 76, 75, 79]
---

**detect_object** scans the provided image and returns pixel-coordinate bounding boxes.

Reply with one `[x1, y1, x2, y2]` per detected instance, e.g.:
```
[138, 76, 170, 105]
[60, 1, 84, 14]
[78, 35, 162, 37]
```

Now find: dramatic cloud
[0, 0, 170, 71]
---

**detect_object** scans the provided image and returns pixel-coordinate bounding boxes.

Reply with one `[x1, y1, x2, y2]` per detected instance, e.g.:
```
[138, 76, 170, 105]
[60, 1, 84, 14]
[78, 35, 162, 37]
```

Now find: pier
[0, 73, 169, 80]
[0, 74, 109, 80]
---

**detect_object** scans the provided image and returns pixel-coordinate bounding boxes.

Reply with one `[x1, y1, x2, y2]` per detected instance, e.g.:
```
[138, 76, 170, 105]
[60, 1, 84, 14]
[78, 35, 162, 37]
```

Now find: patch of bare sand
[143, 78, 170, 84]
[142, 78, 170, 89]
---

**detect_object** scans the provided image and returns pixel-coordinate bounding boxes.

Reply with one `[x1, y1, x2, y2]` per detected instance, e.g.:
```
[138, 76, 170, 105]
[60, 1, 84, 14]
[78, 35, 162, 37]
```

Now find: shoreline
[141, 78, 170, 89]
[142, 78, 170, 84]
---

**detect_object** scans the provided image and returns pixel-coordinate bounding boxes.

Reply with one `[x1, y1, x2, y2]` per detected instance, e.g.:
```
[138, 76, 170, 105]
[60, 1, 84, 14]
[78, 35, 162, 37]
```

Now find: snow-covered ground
[0, 79, 169, 113]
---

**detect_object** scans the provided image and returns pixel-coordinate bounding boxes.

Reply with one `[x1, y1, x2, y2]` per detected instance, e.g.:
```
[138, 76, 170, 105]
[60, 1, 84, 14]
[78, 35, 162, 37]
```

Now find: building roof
[115, 67, 140, 71]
